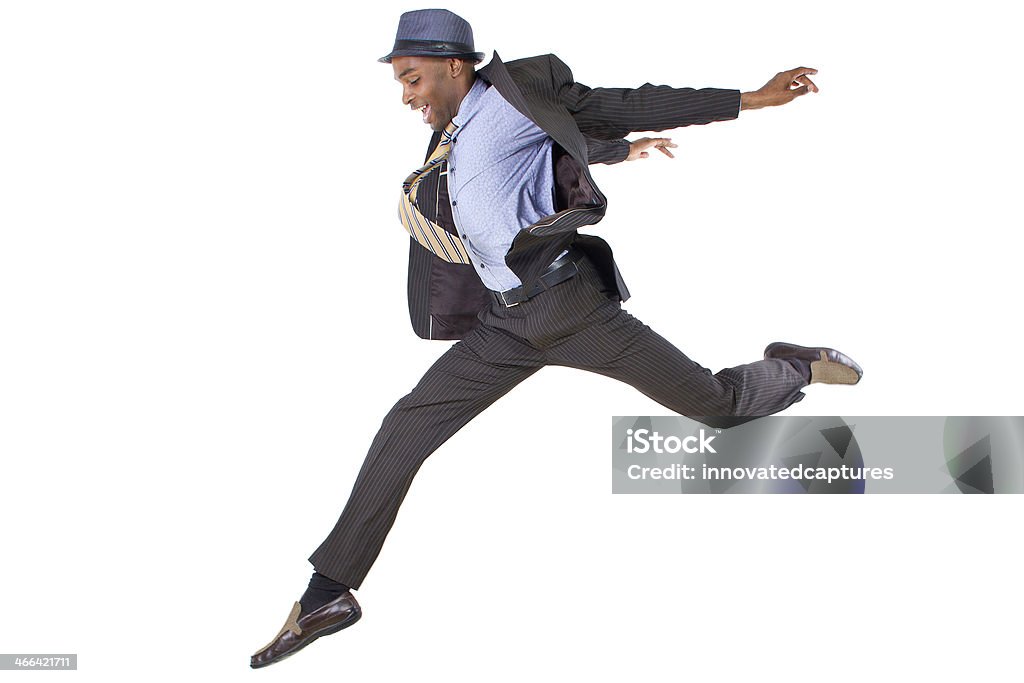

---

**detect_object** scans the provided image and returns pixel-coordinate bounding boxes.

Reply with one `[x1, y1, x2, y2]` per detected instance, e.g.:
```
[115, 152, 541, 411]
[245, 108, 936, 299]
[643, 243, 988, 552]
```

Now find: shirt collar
[450, 77, 489, 131]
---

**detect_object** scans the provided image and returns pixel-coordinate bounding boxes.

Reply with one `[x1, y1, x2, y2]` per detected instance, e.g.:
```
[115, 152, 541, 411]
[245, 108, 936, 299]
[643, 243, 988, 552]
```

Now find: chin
[429, 115, 453, 132]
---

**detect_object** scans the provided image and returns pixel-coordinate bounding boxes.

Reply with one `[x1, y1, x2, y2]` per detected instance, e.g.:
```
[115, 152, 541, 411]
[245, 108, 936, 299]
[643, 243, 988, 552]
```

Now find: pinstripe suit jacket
[407, 51, 741, 340]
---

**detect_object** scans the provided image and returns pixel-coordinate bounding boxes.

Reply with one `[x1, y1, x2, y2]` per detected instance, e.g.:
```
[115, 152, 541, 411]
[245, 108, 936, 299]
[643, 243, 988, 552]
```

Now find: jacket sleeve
[585, 136, 630, 165]
[547, 54, 741, 141]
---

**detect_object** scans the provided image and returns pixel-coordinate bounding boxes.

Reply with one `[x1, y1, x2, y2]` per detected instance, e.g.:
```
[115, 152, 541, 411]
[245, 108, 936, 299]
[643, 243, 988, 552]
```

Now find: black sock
[299, 572, 351, 614]
[786, 357, 813, 384]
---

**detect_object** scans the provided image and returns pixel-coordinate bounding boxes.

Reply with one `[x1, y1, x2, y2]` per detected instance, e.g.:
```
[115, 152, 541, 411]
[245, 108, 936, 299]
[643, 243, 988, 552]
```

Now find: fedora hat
[379, 9, 485, 64]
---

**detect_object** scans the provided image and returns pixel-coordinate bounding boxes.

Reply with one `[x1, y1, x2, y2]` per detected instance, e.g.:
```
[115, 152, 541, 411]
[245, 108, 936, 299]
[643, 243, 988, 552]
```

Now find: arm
[586, 135, 681, 165]
[550, 54, 740, 139]
[552, 55, 820, 137]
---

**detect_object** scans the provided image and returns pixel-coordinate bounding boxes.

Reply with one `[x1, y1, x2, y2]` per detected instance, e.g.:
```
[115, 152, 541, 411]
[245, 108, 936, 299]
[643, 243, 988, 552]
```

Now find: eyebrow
[395, 67, 418, 81]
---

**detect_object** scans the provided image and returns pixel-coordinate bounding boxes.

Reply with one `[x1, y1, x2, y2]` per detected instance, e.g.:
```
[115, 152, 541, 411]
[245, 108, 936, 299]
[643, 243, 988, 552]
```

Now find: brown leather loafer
[764, 341, 863, 385]
[250, 592, 361, 669]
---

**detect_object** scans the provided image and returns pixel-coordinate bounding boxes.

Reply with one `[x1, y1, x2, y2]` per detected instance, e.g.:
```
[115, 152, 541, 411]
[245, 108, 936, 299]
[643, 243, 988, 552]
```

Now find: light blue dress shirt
[447, 77, 556, 292]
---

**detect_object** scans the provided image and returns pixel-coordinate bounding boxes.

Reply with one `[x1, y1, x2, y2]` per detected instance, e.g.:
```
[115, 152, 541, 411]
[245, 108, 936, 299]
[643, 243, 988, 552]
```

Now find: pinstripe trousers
[309, 254, 807, 588]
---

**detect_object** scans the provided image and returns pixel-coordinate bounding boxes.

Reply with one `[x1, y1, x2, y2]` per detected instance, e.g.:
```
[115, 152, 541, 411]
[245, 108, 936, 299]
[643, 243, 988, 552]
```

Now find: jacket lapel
[477, 52, 534, 124]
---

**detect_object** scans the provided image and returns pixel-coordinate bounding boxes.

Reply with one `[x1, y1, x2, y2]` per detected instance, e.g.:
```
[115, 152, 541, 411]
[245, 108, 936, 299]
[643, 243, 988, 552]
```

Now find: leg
[546, 301, 807, 428]
[309, 322, 544, 589]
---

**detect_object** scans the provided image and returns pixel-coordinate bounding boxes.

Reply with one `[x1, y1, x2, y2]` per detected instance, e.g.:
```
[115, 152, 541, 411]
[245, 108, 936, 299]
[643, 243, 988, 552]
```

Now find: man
[251, 9, 862, 668]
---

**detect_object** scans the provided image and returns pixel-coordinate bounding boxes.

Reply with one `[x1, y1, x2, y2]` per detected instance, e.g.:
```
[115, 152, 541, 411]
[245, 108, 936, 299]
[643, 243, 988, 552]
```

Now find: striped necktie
[397, 122, 470, 265]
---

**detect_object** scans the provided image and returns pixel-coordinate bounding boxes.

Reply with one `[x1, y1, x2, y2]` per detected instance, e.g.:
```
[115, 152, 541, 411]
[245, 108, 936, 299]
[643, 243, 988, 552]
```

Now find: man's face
[392, 56, 465, 132]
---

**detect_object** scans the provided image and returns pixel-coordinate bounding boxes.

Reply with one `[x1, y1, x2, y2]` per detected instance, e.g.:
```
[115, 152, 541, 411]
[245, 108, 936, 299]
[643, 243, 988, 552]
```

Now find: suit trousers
[309, 253, 807, 589]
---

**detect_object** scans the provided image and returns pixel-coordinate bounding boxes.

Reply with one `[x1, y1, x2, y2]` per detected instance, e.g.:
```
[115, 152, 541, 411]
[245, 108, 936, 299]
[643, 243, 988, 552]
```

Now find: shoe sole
[250, 608, 362, 669]
[809, 358, 861, 385]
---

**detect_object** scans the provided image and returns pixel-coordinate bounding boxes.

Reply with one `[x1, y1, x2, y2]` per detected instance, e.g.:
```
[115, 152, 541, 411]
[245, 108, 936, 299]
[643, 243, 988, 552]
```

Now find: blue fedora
[379, 9, 485, 64]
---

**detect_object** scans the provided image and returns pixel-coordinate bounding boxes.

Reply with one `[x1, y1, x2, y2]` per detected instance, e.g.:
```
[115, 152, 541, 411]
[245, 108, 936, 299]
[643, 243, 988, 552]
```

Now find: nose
[402, 85, 412, 106]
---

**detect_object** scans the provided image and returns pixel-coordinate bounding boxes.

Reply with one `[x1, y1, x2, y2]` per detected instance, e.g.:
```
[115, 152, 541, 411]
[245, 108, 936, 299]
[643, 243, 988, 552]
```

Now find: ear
[447, 58, 465, 79]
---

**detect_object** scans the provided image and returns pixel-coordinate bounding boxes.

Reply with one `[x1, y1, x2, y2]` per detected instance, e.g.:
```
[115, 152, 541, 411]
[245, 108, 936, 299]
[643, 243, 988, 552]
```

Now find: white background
[2, 1, 1022, 681]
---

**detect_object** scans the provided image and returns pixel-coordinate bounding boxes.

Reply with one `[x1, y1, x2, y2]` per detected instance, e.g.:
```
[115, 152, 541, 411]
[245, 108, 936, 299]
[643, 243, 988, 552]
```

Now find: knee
[677, 373, 752, 429]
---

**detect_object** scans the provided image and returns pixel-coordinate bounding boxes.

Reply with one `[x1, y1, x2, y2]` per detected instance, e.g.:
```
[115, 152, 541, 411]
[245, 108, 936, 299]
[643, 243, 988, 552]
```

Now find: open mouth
[419, 104, 431, 123]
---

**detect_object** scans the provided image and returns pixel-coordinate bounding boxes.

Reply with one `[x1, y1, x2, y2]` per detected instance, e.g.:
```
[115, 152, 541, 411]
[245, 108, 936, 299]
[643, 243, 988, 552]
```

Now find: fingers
[647, 138, 676, 158]
[788, 84, 810, 99]
[628, 137, 677, 161]
[783, 67, 819, 93]
[785, 66, 818, 79]
[792, 74, 818, 93]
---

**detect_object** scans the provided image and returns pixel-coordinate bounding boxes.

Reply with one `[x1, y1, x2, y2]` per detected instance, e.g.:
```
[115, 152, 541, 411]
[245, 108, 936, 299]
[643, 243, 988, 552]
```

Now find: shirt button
[480, 264, 486, 268]
[461, 234, 467, 238]
[452, 201, 457, 206]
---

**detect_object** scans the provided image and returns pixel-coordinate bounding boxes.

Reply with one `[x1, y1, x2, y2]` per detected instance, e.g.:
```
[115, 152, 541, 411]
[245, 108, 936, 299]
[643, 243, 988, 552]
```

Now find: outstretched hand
[740, 67, 819, 110]
[627, 137, 677, 161]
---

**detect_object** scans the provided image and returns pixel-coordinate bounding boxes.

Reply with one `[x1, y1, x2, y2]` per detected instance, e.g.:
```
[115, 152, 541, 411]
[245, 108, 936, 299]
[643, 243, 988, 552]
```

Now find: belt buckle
[499, 290, 520, 308]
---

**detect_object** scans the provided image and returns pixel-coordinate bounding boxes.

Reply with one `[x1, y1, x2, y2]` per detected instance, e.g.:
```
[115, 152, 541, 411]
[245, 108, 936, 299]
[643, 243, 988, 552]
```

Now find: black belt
[491, 246, 582, 308]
